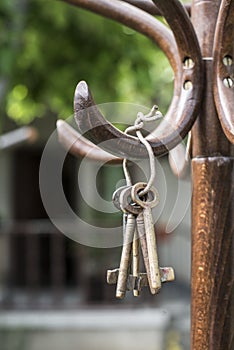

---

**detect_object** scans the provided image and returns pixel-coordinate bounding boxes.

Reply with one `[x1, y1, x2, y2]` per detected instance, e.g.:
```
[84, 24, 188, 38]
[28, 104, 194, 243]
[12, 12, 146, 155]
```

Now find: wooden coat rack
[57, 1, 234, 348]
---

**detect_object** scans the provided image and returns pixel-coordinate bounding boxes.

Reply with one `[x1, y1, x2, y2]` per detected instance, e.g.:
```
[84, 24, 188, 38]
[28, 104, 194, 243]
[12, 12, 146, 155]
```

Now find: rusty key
[131, 182, 162, 291]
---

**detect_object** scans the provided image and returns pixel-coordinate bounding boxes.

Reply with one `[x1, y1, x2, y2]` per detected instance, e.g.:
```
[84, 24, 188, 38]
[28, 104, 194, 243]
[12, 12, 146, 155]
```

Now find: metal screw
[183, 57, 194, 69]
[184, 80, 193, 90]
[223, 56, 233, 66]
[223, 77, 233, 88]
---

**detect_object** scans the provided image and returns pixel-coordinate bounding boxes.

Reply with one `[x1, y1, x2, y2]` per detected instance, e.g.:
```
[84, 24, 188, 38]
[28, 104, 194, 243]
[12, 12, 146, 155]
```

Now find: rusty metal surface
[213, 0, 234, 144]
[191, 158, 234, 349]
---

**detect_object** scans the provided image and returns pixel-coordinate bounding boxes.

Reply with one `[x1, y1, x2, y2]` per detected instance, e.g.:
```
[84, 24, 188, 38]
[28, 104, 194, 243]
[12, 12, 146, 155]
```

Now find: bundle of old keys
[107, 106, 175, 298]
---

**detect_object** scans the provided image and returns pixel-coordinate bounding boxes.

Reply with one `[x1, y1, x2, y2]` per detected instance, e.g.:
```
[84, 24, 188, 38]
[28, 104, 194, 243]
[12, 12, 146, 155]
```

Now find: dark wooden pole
[191, 159, 233, 349]
[191, 0, 234, 348]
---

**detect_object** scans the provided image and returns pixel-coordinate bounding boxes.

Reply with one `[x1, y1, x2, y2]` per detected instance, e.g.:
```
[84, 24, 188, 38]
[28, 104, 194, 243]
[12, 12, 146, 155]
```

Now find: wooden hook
[73, 0, 203, 159]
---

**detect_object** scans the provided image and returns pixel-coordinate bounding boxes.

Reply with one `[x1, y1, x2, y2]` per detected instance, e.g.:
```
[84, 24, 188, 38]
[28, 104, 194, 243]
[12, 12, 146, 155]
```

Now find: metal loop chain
[123, 106, 163, 196]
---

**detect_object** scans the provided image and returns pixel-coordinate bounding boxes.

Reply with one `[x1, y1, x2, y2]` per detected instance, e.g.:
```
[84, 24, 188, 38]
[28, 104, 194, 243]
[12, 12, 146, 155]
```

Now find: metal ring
[112, 185, 130, 211]
[119, 187, 142, 215]
[131, 182, 159, 209]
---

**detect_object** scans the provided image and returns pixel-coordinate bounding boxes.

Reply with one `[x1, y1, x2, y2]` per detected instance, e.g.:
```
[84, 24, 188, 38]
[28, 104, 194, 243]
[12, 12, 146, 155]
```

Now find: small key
[131, 182, 161, 291]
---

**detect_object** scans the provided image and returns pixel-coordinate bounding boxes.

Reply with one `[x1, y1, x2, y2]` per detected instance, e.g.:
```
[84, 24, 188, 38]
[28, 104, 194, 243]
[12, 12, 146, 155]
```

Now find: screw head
[223, 77, 233, 88]
[183, 80, 193, 90]
[223, 56, 233, 66]
[183, 57, 194, 69]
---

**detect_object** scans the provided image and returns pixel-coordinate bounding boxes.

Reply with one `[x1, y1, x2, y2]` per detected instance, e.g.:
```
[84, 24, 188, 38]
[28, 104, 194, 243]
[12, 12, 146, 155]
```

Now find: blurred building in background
[0, 116, 191, 350]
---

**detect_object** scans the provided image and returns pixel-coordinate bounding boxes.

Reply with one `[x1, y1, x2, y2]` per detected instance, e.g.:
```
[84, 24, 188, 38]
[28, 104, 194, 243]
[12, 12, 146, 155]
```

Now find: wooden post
[191, 158, 233, 348]
[191, 1, 234, 348]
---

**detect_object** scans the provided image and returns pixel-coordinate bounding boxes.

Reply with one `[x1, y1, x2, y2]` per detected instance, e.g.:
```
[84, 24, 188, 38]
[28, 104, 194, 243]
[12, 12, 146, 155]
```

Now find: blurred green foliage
[0, 0, 176, 131]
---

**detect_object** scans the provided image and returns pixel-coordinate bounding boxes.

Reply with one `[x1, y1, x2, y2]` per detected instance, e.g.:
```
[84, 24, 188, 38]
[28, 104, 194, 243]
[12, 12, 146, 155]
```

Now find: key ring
[131, 182, 160, 208]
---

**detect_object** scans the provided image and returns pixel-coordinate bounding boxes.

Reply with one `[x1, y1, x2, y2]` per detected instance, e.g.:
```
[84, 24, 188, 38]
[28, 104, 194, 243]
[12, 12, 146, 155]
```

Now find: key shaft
[132, 231, 140, 296]
[116, 212, 135, 299]
[136, 211, 157, 294]
[143, 205, 161, 291]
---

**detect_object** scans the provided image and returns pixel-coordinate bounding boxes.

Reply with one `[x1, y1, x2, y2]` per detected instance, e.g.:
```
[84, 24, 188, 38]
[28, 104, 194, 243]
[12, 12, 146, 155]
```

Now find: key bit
[107, 267, 175, 292]
[160, 267, 175, 283]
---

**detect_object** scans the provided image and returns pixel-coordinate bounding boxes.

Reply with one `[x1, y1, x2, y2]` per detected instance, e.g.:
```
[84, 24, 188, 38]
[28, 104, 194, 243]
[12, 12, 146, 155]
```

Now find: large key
[136, 211, 158, 294]
[131, 182, 162, 291]
[112, 186, 139, 299]
[116, 212, 135, 298]
[119, 187, 142, 297]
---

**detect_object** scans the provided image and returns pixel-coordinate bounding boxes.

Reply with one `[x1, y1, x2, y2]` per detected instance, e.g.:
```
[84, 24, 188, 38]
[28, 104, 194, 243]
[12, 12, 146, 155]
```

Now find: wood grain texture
[191, 157, 234, 349]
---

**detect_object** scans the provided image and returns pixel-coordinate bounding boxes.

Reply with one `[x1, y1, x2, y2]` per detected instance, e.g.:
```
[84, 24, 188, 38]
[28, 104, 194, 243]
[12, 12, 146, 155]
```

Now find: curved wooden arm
[64, 0, 181, 103]
[57, 119, 121, 164]
[213, 0, 234, 144]
[59, 0, 182, 159]
[122, 0, 191, 17]
[63, 0, 179, 72]
[73, 0, 203, 159]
